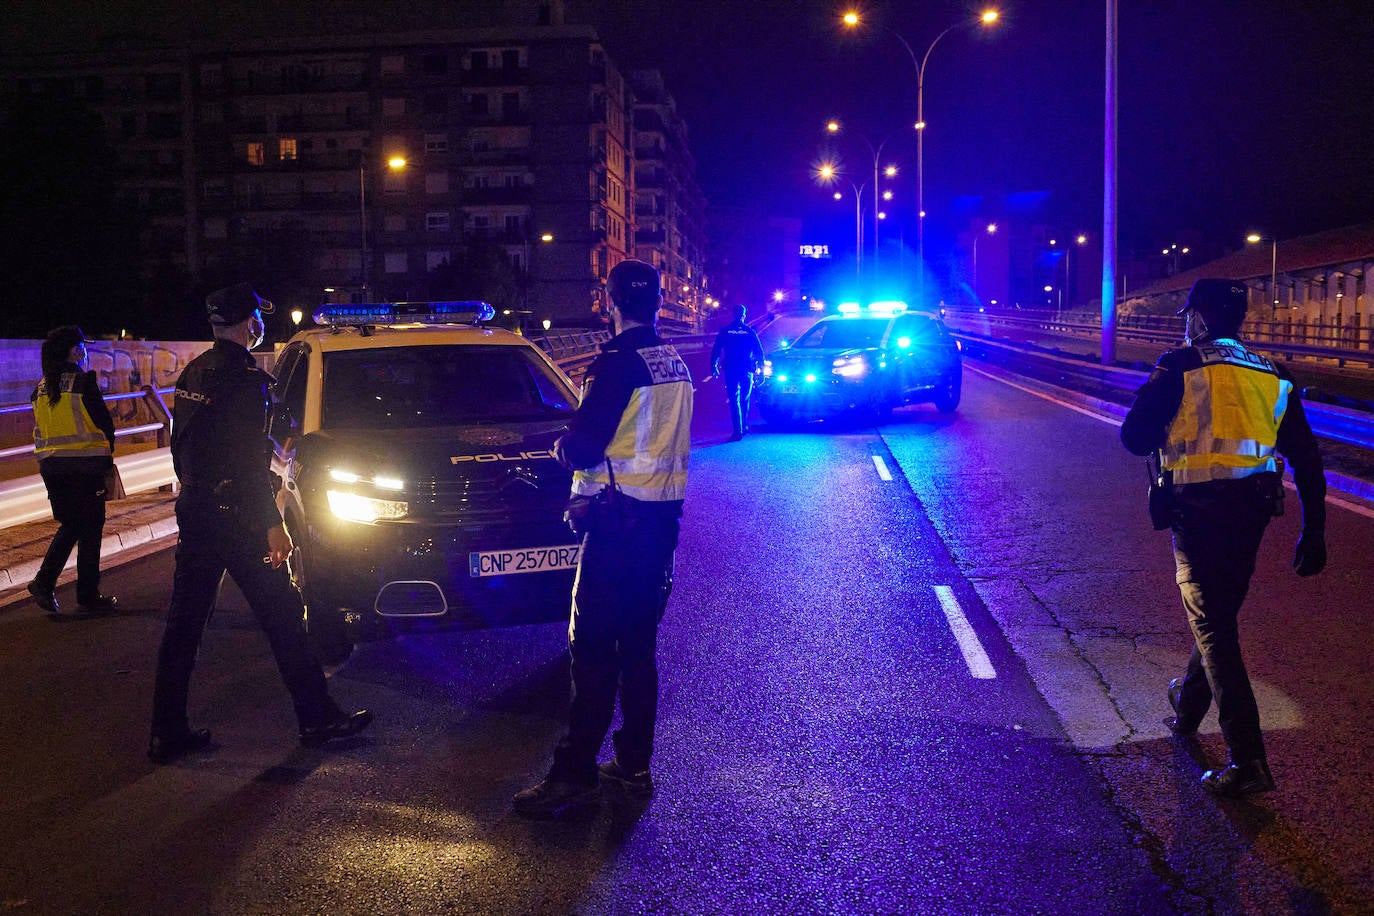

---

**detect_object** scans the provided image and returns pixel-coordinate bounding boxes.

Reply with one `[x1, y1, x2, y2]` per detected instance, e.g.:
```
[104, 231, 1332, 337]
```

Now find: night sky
[7, 0, 1374, 255]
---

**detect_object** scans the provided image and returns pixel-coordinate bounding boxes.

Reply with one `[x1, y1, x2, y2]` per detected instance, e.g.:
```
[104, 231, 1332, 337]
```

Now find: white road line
[934, 585, 996, 679]
[872, 455, 893, 480]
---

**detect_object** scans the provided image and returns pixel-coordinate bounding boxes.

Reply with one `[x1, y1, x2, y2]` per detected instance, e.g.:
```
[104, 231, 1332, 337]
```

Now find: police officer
[1122, 278, 1327, 797]
[513, 259, 693, 817]
[28, 326, 118, 614]
[709, 303, 764, 440]
[148, 283, 372, 763]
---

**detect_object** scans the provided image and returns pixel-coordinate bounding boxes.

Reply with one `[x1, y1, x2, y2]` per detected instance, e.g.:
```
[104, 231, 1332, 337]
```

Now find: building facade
[0, 3, 709, 333]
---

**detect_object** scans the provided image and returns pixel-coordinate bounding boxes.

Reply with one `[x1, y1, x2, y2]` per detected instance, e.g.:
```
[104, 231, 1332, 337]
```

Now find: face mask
[1183, 310, 1208, 347]
[247, 312, 266, 350]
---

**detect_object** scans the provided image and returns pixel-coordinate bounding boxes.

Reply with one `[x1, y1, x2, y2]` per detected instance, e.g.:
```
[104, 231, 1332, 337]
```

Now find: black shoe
[727, 432, 744, 442]
[1201, 759, 1276, 797]
[27, 581, 58, 614]
[148, 728, 213, 764]
[598, 758, 655, 799]
[1167, 677, 1201, 735]
[300, 709, 373, 748]
[77, 594, 118, 614]
[512, 777, 601, 818]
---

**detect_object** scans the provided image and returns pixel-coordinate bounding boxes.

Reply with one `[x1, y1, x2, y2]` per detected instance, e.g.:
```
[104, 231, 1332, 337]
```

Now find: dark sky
[7, 0, 1374, 255]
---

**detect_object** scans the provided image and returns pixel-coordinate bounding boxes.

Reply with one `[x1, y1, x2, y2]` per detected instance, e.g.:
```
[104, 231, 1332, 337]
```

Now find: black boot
[1201, 758, 1275, 797]
[27, 581, 59, 614]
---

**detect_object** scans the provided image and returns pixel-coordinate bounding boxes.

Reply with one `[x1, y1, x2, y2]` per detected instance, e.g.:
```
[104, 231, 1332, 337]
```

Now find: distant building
[0, 1, 709, 331]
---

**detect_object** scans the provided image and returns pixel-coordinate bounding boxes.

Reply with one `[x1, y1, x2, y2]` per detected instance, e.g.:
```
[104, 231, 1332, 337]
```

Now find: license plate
[469, 544, 581, 578]
[779, 382, 800, 394]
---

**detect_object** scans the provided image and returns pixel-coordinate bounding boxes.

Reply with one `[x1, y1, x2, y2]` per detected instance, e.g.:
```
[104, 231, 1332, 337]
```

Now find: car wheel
[287, 530, 355, 665]
[934, 366, 962, 414]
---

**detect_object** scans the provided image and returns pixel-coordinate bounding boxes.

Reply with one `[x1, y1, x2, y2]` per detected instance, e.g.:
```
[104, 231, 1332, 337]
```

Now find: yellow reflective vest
[33, 373, 113, 462]
[1161, 339, 1290, 485]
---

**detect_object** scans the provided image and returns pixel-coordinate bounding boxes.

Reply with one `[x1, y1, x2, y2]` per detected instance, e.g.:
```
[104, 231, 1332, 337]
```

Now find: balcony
[229, 72, 368, 95]
[461, 186, 531, 205]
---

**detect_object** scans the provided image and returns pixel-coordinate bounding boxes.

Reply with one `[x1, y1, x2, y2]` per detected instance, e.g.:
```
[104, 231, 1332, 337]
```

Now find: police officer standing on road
[513, 259, 693, 817]
[148, 283, 372, 764]
[27, 326, 119, 615]
[710, 304, 764, 441]
[1122, 278, 1327, 797]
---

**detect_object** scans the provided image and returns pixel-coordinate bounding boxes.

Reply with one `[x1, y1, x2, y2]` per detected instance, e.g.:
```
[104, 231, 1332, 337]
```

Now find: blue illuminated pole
[1100, 0, 1118, 366]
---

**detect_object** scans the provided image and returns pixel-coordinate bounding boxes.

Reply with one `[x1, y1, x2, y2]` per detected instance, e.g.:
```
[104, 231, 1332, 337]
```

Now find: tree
[428, 236, 521, 312]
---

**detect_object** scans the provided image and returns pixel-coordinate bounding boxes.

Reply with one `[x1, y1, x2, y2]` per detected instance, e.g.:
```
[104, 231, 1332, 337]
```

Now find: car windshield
[322, 345, 577, 429]
[792, 317, 889, 350]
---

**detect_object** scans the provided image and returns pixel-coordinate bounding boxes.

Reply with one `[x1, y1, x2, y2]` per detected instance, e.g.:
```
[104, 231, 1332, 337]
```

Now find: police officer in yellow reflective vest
[514, 259, 693, 817]
[1122, 278, 1327, 797]
[28, 326, 118, 614]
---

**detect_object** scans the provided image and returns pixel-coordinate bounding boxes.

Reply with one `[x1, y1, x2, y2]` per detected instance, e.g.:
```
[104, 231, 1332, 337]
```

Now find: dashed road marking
[934, 585, 996, 679]
[872, 455, 893, 480]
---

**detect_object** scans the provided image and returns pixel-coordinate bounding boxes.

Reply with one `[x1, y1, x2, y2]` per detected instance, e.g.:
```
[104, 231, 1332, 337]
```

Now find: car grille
[410, 471, 566, 523]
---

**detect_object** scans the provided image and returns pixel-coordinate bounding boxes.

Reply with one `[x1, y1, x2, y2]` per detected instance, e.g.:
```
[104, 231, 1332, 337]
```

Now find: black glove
[1293, 529, 1327, 577]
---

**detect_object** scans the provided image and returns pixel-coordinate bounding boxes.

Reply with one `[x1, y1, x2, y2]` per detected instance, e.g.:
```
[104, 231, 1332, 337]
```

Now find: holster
[1146, 453, 1175, 531]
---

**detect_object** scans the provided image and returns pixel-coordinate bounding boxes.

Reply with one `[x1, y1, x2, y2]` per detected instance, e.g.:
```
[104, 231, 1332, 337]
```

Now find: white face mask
[246, 311, 266, 350]
[1183, 309, 1208, 347]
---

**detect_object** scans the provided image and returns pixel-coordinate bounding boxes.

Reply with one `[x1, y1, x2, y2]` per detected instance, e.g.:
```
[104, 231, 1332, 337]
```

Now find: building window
[279, 138, 298, 161]
[469, 51, 488, 71]
[423, 92, 448, 115]
[426, 212, 450, 232]
[504, 214, 523, 235]
[384, 214, 407, 232]
[502, 49, 521, 70]
[425, 133, 448, 154]
[247, 142, 265, 166]
[425, 173, 449, 194]
[422, 53, 448, 75]
[504, 174, 521, 189]
[427, 250, 451, 270]
[502, 92, 520, 120]
[468, 93, 489, 116]
[383, 97, 406, 118]
[204, 217, 227, 239]
[381, 55, 405, 76]
[385, 252, 408, 274]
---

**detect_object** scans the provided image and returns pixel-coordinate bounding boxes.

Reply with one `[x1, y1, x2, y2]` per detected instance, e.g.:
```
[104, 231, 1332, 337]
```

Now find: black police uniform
[548, 323, 693, 787]
[1122, 332, 1325, 775]
[710, 317, 764, 438]
[150, 338, 343, 746]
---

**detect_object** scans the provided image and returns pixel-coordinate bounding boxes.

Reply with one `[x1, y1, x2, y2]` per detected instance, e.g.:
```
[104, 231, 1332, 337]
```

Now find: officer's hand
[265, 523, 294, 569]
[1293, 529, 1327, 577]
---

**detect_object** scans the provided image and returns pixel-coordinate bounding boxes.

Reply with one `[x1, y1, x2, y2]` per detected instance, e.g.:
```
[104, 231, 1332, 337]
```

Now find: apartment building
[0, 3, 707, 331]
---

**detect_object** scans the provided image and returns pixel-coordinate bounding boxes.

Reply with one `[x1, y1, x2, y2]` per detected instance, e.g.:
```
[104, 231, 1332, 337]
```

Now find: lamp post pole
[1246, 233, 1280, 314]
[358, 163, 369, 299]
[972, 222, 996, 304]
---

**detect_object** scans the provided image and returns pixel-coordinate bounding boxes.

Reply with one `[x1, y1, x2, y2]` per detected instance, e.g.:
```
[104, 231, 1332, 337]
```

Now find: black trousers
[1169, 484, 1273, 764]
[551, 511, 679, 783]
[723, 371, 754, 436]
[150, 496, 336, 738]
[35, 463, 107, 600]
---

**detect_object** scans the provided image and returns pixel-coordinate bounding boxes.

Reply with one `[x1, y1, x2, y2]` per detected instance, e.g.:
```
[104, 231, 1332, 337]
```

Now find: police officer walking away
[709, 303, 764, 440]
[27, 326, 118, 614]
[148, 284, 372, 763]
[513, 259, 693, 817]
[1122, 278, 1327, 797]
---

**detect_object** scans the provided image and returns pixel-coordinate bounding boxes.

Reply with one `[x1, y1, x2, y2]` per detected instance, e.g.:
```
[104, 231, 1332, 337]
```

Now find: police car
[757, 301, 962, 424]
[268, 301, 580, 663]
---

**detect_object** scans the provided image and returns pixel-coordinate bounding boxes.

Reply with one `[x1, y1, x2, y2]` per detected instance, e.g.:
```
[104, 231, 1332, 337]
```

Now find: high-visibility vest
[32, 373, 112, 462]
[1161, 339, 1290, 485]
[572, 343, 692, 502]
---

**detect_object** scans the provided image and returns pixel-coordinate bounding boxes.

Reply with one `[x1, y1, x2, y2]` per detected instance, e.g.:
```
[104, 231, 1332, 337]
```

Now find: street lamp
[843, 8, 1000, 305]
[1246, 233, 1280, 312]
[971, 222, 997, 304]
[1049, 233, 1088, 316]
[817, 162, 865, 280]
[825, 120, 902, 273]
[359, 154, 406, 299]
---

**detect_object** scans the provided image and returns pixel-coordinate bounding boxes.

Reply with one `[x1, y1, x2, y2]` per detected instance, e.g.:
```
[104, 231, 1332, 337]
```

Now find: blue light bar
[867, 300, 908, 317]
[837, 301, 861, 316]
[312, 300, 496, 327]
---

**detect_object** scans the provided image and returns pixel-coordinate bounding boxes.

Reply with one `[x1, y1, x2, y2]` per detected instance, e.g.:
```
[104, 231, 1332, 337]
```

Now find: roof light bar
[312, 300, 496, 327]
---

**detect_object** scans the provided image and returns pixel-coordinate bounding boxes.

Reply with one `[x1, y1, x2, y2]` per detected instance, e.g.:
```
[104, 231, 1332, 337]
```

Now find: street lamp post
[1246, 233, 1280, 314]
[825, 120, 901, 275]
[359, 155, 406, 300]
[817, 163, 865, 281]
[844, 9, 999, 307]
[971, 222, 997, 304]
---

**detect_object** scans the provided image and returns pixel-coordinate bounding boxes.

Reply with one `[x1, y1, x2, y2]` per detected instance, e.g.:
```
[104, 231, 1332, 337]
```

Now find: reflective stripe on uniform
[32, 374, 111, 461]
[1162, 344, 1290, 484]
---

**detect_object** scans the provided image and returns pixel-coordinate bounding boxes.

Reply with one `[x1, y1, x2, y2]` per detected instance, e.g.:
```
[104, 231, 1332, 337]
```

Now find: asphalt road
[1, 353, 1370, 914]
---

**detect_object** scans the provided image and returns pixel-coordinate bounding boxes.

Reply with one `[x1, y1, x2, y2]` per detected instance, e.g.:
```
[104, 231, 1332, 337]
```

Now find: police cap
[206, 283, 274, 326]
[606, 259, 662, 317]
[1177, 278, 1247, 320]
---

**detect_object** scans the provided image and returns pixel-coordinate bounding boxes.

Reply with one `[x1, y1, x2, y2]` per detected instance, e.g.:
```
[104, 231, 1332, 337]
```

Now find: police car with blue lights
[268, 301, 581, 663]
[757, 301, 962, 425]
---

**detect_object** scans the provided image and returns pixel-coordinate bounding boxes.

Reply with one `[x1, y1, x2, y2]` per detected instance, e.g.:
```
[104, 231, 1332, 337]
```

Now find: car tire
[934, 367, 962, 414]
[287, 529, 355, 665]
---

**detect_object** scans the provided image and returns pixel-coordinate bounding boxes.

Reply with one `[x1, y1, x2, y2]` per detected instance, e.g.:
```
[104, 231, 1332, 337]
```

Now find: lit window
[246, 142, 264, 166]
[279, 138, 297, 161]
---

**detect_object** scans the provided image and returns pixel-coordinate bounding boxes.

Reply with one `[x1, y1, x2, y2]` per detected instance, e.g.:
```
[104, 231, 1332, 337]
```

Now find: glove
[1293, 529, 1327, 577]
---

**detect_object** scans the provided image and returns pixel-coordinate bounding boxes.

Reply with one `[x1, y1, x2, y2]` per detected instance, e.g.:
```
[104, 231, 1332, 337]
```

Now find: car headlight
[832, 355, 868, 378]
[327, 489, 409, 523]
[330, 467, 405, 491]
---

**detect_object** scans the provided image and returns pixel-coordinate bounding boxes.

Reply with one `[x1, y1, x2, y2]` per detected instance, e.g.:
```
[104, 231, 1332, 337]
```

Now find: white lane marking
[934, 585, 996, 679]
[872, 455, 893, 480]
